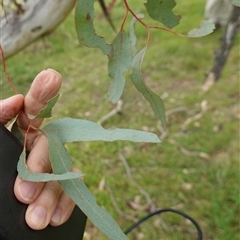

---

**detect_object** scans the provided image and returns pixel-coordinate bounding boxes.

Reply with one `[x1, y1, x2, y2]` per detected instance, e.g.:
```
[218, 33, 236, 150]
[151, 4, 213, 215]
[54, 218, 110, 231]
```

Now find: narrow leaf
[107, 30, 132, 103]
[11, 120, 24, 145]
[130, 48, 166, 128]
[35, 94, 59, 119]
[129, 16, 139, 57]
[41, 130, 73, 173]
[129, 14, 144, 57]
[60, 179, 128, 240]
[231, 0, 240, 6]
[75, 0, 113, 57]
[144, 0, 180, 29]
[188, 21, 215, 37]
[46, 133, 128, 240]
[17, 149, 83, 182]
[43, 118, 160, 144]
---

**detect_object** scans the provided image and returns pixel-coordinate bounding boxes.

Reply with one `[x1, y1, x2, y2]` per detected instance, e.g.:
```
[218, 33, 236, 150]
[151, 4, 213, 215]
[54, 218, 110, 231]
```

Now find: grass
[1, 1, 239, 239]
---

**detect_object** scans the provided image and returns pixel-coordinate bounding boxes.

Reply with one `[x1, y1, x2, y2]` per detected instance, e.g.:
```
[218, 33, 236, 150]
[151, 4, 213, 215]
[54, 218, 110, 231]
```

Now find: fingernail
[47, 68, 62, 77]
[27, 113, 36, 120]
[30, 206, 47, 226]
[18, 181, 37, 201]
[51, 208, 62, 224]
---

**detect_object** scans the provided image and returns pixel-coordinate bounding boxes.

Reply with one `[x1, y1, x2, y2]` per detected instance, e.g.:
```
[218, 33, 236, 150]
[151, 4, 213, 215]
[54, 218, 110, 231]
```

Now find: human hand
[0, 69, 77, 230]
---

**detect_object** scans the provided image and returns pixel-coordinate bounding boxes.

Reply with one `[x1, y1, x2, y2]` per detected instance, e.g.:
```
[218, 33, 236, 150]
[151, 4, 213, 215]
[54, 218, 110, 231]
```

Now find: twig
[98, 0, 116, 31]
[166, 106, 188, 116]
[168, 139, 210, 159]
[157, 121, 169, 140]
[181, 100, 208, 131]
[157, 103, 209, 159]
[118, 150, 170, 231]
[97, 99, 123, 125]
[157, 106, 188, 140]
[118, 151, 156, 211]
[105, 185, 138, 223]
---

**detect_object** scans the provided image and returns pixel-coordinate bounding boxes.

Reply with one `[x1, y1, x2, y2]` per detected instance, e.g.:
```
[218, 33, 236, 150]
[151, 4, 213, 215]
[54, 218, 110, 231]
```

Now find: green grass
[1, 1, 239, 239]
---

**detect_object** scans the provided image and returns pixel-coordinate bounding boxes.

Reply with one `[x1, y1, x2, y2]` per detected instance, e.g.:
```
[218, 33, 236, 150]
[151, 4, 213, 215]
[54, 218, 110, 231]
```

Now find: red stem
[0, 45, 18, 94]
[121, 0, 129, 30]
[123, 0, 148, 28]
[0, 45, 37, 150]
[123, 0, 184, 39]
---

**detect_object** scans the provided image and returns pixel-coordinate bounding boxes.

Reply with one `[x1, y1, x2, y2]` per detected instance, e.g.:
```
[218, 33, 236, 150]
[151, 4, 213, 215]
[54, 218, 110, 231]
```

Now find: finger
[14, 134, 50, 203]
[25, 181, 62, 230]
[0, 94, 24, 125]
[17, 69, 62, 130]
[50, 168, 83, 226]
[50, 191, 75, 226]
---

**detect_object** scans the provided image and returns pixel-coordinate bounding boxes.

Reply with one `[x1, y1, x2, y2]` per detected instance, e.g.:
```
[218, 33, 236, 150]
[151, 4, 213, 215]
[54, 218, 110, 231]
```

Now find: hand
[0, 69, 77, 230]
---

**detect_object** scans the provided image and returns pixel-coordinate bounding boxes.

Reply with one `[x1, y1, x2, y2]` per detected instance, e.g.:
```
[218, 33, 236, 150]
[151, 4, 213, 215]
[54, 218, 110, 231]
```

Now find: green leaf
[129, 16, 140, 58]
[60, 179, 128, 240]
[130, 48, 166, 128]
[75, 0, 113, 57]
[11, 120, 24, 145]
[187, 21, 215, 37]
[17, 149, 83, 182]
[43, 118, 160, 144]
[107, 30, 132, 103]
[41, 129, 73, 173]
[45, 133, 128, 240]
[35, 94, 59, 119]
[231, 0, 240, 6]
[144, 0, 180, 29]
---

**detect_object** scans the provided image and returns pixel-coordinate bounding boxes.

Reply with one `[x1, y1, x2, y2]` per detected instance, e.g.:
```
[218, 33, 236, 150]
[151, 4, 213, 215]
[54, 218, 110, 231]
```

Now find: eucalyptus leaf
[230, 0, 240, 6]
[60, 179, 128, 240]
[17, 149, 83, 182]
[42, 118, 160, 144]
[130, 48, 166, 128]
[129, 16, 140, 58]
[75, 0, 113, 57]
[11, 120, 24, 145]
[41, 129, 73, 173]
[144, 0, 180, 29]
[107, 30, 132, 103]
[45, 133, 128, 240]
[187, 21, 215, 37]
[35, 94, 59, 119]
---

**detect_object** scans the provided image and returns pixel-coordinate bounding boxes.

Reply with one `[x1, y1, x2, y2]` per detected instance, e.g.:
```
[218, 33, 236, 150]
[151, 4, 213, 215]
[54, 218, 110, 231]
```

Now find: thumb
[0, 94, 24, 125]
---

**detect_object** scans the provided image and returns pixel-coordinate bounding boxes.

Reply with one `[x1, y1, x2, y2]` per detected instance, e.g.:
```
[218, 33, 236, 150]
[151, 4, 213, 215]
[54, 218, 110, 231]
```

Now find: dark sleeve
[0, 124, 86, 240]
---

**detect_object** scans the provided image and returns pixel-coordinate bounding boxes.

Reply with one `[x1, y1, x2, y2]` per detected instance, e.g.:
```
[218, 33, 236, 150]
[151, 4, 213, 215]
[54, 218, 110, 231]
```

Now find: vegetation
[1, 0, 239, 239]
